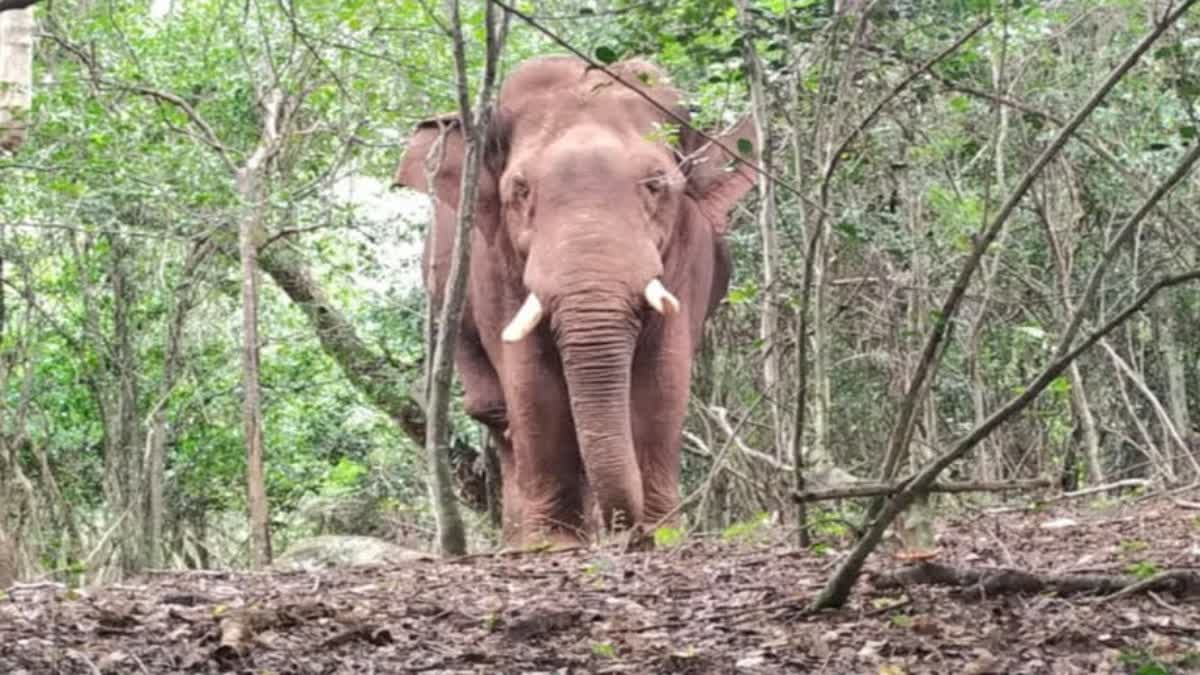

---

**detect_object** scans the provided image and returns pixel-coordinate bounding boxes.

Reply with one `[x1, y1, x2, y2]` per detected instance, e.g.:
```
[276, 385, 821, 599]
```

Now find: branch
[793, 478, 1052, 503]
[873, 562, 1200, 600]
[109, 83, 237, 174]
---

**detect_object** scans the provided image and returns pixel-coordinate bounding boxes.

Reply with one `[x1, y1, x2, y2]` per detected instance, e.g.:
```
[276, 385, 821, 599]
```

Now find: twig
[1096, 569, 1200, 605]
[1045, 478, 1151, 503]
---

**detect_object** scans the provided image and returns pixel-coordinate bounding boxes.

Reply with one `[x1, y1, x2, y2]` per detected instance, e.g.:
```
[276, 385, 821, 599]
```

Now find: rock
[273, 535, 431, 571]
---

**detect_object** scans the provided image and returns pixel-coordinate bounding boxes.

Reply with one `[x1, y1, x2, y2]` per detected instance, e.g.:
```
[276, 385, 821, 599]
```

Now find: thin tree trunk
[1067, 361, 1106, 484]
[1101, 338, 1197, 479]
[1158, 294, 1193, 477]
[0, 5, 33, 152]
[104, 234, 146, 577]
[737, 0, 783, 459]
[239, 200, 271, 567]
[423, 0, 507, 556]
[143, 240, 210, 568]
[236, 88, 282, 569]
[144, 413, 166, 567]
[0, 238, 13, 586]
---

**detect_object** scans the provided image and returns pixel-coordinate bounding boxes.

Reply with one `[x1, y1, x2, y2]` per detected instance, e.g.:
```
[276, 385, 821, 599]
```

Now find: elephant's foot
[503, 524, 590, 554]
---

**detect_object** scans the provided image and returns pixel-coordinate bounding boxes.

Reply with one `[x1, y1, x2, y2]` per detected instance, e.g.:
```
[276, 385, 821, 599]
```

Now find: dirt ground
[2, 492, 1198, 674]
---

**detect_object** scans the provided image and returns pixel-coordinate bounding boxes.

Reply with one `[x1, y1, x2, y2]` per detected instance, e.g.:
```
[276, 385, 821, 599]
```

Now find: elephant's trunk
[552, 292, 643, 531]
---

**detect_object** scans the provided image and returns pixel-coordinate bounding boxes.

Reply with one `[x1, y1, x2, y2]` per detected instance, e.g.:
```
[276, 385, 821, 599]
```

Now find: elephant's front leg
[630, 318, 692, 529]
[504, 347, 590, 548]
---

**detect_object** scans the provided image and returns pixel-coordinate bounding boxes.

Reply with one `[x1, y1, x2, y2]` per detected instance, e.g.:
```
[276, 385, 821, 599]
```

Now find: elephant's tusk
[501, 293, 544, 342]
[644, 279, 680, 316]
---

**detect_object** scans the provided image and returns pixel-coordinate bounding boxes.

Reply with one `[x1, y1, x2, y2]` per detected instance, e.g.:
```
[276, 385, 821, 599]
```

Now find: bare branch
[111, 83, 237, 173]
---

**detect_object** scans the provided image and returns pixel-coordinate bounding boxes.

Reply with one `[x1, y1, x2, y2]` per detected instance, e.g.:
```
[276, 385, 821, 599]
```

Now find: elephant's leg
[504, 350, 589, 548]
[630, 320, 692, 529]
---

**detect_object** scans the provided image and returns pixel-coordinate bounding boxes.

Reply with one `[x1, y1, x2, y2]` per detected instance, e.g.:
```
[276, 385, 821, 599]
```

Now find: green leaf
[1048, 376, 1071, 394]
[653, 526, 684, 548]
[591, 642, 617, 658]
[727, 282, 758, 305]
[737, 138, 754, 156]
[948, 95, 970, 113]
[1181, 125, 1196, 141]
[595, 46, 619, 64]
[1125, 561, 1159, 579]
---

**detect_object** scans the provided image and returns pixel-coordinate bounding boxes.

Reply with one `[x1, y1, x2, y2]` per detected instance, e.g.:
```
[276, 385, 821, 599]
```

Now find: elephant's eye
[511, 176, 530, 201]
[641, 171, 669, 197]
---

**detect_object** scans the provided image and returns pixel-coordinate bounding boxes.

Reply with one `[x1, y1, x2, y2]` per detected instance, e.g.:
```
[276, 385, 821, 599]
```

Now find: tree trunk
[0, 6, 33, 152]
[237, 126, 274, 569]
[1158, 294, 1193, 477]
[102, 234, 146, 577]
[1068, 361, 1106, 484]
[420, 0, 506, 555]
[736, 0, 784, 459]
[143, 412, 166, 568]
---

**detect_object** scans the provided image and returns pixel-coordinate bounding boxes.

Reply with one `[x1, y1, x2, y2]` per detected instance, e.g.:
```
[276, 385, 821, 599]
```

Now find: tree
[0, 3, 32, 151]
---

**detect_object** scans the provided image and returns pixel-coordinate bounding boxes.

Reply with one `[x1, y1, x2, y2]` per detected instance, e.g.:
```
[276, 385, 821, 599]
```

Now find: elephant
[392, 55, 758, 548]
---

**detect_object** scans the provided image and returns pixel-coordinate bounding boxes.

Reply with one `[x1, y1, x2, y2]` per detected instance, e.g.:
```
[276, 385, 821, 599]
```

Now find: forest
[2, 0, 1200, 672]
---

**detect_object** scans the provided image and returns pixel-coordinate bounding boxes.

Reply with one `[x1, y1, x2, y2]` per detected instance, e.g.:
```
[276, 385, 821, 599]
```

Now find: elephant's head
[395, 56, 758, 533]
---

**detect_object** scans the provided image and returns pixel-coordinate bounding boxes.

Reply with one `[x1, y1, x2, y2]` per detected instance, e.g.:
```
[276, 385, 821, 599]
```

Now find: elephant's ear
[392, 113, 506, 244]
[684, 116, 759, 235]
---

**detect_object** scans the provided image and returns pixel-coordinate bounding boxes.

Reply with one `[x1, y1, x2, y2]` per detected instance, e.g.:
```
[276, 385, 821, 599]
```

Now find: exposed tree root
[872, 562, 1200, 600]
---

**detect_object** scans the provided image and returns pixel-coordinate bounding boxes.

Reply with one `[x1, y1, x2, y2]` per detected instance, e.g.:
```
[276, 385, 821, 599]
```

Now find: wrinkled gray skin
[394, 55, 757, 548]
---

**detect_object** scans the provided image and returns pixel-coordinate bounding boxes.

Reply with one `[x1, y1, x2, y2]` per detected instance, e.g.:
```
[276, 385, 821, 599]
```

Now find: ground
[2, 493, 1198, 674]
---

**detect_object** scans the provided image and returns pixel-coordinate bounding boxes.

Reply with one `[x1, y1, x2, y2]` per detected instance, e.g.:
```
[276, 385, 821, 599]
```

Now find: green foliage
[653, 526, 686, 548]
[1118, 649, 1171, 675]
[591, 641, 617, 659]
[720, 512, 772, 544]
[1124, 561, 1159, 580]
